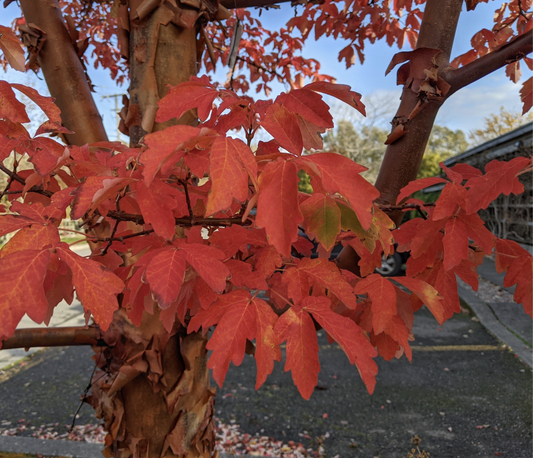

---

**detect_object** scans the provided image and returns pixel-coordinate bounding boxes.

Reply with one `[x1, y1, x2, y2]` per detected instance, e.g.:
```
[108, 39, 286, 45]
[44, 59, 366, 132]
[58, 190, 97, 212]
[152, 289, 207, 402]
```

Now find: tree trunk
[336, 0, 463, 272]
[18, 2, 215, 456]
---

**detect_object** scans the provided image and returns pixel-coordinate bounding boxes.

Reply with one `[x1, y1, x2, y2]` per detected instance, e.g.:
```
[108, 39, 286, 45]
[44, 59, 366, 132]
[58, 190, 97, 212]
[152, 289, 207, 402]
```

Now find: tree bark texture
[0, 326, 101, 349]
[336, 0, 463, 271]
[88, 311, 216, 457]
[18, 0, 108, 145]
[95, 3, 215, 457]
[127, 0, 198, 146]
[373, 0, 462, 213]
[16, 1, 215, 456]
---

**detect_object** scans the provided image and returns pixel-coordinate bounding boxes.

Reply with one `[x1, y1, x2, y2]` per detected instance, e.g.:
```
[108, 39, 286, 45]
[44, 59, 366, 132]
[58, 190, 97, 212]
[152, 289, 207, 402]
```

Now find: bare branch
[1, 326, 103, 350]
[105, 210, 252, 227]
[446, 31, 533, 96]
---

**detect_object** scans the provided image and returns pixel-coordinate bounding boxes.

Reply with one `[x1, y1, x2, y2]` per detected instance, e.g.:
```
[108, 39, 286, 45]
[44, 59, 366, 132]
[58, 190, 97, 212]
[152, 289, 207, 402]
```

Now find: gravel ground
[458, 277, 515, 304]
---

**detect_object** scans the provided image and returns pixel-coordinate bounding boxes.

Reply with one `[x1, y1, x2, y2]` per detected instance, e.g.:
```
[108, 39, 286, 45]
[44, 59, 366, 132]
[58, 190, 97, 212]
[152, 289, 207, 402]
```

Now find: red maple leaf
[256, 159, 303, 257]
[303, 296, 378, 394]
[465, 157, 532, 213]
[145, 248, 187, 309]
[299, 153, 379, 230]
[275, 304, 320, 400]
[156, 77, 219, 123]
[261, 103, 303, 156]
[189, 290, 281, 389]
[205, 136, 257, 216]
[57, 245, 124, 331]
[0, 249, 50, 341]
[354, 274, 398, 335]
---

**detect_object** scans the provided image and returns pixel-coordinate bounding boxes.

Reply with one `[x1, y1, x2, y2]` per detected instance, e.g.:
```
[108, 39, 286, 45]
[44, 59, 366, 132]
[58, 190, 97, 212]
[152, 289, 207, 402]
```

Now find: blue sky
[1, 1, 530, 141]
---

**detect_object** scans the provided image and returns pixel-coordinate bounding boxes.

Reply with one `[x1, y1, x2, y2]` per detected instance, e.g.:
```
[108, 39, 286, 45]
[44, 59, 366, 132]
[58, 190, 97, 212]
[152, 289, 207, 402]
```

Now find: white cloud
[435, 74, 526, 133]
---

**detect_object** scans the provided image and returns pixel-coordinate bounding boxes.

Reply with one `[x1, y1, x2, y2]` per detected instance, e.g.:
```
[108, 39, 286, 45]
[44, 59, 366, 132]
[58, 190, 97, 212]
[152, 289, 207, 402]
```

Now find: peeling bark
[88, 3, 216, 456]
[88, 311, 216, 457]
[128, 0, 198, 146]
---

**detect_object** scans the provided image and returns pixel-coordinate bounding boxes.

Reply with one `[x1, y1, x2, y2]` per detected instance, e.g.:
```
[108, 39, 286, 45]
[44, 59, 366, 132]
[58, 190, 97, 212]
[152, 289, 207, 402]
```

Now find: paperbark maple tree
[0, 0, 532, 456]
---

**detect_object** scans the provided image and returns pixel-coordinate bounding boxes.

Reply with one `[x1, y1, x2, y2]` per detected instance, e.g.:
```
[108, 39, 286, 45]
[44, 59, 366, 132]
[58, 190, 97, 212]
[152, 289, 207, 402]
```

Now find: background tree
[0, 1, 532, 457]
[469, 106, 533, 145]
[418, 125, 470, 178]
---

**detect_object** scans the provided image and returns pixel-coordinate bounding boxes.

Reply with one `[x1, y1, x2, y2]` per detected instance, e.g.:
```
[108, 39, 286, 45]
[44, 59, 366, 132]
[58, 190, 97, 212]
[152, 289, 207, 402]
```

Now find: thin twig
[0, 156, 18, 201]
[376, 202, 435, 212]
[179, 178, 195, 225]
[69, 350, 103, 433]
[104, 210, 251, 227]
[0, 164, 54, 198]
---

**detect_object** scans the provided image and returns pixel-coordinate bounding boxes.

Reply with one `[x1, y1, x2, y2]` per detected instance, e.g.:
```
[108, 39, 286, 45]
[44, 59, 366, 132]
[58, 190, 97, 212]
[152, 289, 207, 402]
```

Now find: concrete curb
[457, 284, 533, 368]
[0, 434, 242, 458]
[0, 434, 103, 457]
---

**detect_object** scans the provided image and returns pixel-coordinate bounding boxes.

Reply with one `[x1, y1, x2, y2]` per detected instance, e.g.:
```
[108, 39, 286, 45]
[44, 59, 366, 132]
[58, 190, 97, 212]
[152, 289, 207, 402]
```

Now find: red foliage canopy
[0, 77, 531, 399]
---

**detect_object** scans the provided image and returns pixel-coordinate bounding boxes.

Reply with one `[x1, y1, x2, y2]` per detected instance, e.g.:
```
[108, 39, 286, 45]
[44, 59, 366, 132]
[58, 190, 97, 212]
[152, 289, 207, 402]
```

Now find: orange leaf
[303, 296, 378, 394]
[0, 214, 33, 237]
[0, 26, 25, 72]
[0, 225, 60, 259]
[256, 159, 303, 257]
[275, 305, 319, 400]
[145, 248, 187, 309]
[254, 298, 282, 388]
[284, 258, 357, 308]
[305, 81, 365, 116]
[0, 250, 50, 341]
[177, 242, 229, 293]
[300, 153, 379, 230]
[261, 103, 303, 156]
[136, 180, 179, 240]
[397, 177, 447, 204]
[142, 125, 202, 186]
[354, 274, 397, 335]
[442, 217, 469, 271]
[11, 83, 71, 135]
[394, 277, 445, 324]
[0, 80, 29, 123]
[191, 290, 280, 389]
[300, 193, 341, 251]
[206, 137, 257, 216]
[465, 157, 532, 214]
[276, 88, 333, 129]
[156, 78, 219, 123]
[58, 245, 124, 331]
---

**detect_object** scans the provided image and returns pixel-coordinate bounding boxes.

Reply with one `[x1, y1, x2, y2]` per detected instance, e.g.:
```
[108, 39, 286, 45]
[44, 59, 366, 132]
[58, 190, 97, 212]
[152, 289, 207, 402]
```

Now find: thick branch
[336, 0, 463, 272]
[1, 326, 102, 350]
[446, 31, 533, 96]
[373, 0, 463, 213]
[19, 0, 108, 145]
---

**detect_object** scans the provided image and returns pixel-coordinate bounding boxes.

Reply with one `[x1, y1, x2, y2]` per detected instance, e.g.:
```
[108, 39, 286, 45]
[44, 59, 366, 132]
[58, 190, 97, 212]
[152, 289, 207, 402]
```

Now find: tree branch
[105, 210, 251, 227]
[1, 326, 103, 350]
[0, 164, 54, 197]
[445, 31, 533, 96]
[19, 0, 108, 145]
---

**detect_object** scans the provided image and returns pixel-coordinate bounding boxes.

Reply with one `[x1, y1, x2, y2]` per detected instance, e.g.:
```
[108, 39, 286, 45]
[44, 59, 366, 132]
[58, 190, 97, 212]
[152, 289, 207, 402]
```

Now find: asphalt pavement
[0, 251, 531, 458]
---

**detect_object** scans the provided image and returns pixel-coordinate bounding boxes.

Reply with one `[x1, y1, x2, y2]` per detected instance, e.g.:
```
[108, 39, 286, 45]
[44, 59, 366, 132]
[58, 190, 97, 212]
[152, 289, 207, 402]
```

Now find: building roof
[442, 122, 532, 167]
